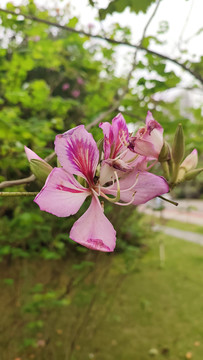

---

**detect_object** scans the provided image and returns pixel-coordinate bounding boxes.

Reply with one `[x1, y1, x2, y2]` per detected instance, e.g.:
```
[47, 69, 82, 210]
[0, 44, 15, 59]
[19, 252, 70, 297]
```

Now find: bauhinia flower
[25, 114, 169, 252]
[128, 111, 163, 159]
[99, 113, 148, 184]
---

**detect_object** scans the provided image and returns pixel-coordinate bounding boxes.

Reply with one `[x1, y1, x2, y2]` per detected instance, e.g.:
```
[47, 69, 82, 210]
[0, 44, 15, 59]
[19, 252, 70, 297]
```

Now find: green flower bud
[158, 141, 171, 162]
[30, 159, 53, 182]
[172, 124, 185, 165]
[185, 168, 203, 181]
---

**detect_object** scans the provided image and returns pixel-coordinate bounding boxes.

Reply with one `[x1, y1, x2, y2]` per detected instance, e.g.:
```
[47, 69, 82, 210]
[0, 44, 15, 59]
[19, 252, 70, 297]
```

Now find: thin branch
[0, 174, 35, 190]
[0, 191, 38, 197]
[0, 7, 202, 85]
[125, 0, 161, 87]
[141, 0, 161, 42]
[177, 0, 194, 52]
[0, 152, 56, 190]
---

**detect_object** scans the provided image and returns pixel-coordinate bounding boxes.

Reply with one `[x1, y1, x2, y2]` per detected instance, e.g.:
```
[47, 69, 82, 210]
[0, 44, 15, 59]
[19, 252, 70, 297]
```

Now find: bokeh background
[0, 0, 203, 359]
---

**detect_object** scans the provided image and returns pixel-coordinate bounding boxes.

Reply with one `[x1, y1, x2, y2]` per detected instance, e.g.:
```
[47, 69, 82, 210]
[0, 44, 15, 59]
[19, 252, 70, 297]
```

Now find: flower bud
[158, 141, 171, 162]
[184, 168, 203, 181]
[180, 149, 198, 172]
[30, 159, 53, 182]
[172, 124, 185, 165]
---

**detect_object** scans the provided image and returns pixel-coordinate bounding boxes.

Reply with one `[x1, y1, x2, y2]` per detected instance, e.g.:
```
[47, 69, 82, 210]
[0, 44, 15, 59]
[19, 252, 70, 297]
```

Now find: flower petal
[24, 146, 45, 162]
[105, 171, 169, 205]
[55, 125, 99, 183]
[34, 168, 90, 217]
[70, 196, 116, 252]
[181, 149, 198, 171]
[129, 112, 163, 159]
[129, 138, 160, 158]
[100, 113, 129, 159]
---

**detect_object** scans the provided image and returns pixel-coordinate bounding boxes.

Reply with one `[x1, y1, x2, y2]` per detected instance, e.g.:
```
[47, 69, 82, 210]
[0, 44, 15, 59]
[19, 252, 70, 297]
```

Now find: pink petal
[100, 113, 129, 160]
[99, 122, 113, 159]
[70, 196, 116, 252]
[24, 146, 45, 163]
[129, 112, 163, 159]
[55, 125, 99, 183]
[181, 149, 198, 171]
[105, 171, 169, 205]
[130, 138, 160, 158]
[34, 168, 90, 217]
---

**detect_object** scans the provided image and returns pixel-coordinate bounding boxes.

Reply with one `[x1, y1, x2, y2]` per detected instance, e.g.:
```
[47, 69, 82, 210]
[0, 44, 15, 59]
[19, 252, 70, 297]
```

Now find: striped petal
[100, 113, 129, 160]
[34, 168, 90, 217]
[55, 125, 99, 184]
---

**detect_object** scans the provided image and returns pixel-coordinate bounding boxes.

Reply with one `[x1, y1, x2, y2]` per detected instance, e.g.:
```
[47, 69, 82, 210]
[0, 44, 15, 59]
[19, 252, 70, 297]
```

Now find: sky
[0, 0, 203, 103]
[1, 0, 202, 59]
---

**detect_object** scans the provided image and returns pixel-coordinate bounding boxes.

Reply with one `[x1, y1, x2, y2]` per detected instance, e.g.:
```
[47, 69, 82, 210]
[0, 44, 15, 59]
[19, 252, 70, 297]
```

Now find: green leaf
[99, 0, 156, 19]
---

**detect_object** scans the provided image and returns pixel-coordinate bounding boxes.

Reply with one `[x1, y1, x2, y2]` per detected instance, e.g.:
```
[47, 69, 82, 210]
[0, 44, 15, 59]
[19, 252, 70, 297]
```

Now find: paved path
[138, 199, 203, 225]
[153, 225, 203, 246]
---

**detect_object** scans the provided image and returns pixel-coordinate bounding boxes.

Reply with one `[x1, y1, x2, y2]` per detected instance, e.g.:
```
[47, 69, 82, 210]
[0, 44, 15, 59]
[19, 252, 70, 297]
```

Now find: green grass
[1, 235, 203, 359]
[143, 214, 203, 234]
[165, 219, 203, 233]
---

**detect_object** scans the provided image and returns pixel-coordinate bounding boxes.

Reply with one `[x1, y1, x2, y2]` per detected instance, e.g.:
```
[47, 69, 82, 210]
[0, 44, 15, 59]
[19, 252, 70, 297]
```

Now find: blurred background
[0, 0, 203, 359]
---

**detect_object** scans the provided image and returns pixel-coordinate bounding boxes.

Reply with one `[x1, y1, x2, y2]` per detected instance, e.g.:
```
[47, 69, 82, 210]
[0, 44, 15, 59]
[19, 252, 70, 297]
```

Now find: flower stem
[0, 192, 38, 197]
[158, 195, 178, 206]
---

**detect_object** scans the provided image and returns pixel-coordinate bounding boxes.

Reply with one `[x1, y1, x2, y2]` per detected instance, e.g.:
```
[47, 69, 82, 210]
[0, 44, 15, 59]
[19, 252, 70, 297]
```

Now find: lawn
[143, 214, 203, 234]
[1, 233, 203, 360]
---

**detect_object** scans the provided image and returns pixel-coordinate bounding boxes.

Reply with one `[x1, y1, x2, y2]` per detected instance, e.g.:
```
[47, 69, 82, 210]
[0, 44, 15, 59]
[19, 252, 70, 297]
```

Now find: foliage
[98, 0, 157, 19]
[0, 0, 202, 257]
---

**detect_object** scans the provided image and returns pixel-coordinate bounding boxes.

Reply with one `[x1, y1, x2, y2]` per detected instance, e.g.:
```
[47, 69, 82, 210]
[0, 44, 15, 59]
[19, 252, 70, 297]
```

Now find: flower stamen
[121, 173, 139, 192]
[100, 171, 120, 203]
[115, 192, 136, 206]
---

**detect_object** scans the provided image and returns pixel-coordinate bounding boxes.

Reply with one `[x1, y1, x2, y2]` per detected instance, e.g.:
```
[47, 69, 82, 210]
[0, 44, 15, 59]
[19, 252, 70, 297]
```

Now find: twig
[125, 0, 162, 87]
[0, 152, 56, 190]
[0, 174, 35, 190]
[0, 191, 38, 197]
[0, 7, 202, 84]
[177, 0, 194, 52]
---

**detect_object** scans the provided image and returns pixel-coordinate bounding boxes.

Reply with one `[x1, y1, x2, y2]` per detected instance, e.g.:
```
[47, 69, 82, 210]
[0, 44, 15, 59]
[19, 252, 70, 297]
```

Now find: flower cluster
[25, 112, 175, 252]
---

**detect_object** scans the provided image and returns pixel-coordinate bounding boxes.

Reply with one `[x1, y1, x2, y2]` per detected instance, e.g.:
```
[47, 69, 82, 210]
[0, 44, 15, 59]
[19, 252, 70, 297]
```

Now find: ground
[1, 230, 203, 360]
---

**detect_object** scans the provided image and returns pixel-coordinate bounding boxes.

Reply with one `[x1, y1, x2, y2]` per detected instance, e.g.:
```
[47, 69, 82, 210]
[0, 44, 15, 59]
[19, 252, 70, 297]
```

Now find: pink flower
[99, 113, 148, 184]
[34, 126, 116, 252]
[62, 83, 70, 91]
[99, 113, 168, 202]
[128, 111, 163, 159]
[33, 35, 41, 42]
[26, 114, 169, 252]
[77, 77, 84, 85]
[71, 90, 80, 98]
